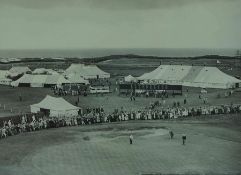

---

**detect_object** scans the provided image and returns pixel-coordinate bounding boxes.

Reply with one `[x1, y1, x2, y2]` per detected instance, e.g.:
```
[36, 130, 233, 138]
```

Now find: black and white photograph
[0, 0, 241, 175]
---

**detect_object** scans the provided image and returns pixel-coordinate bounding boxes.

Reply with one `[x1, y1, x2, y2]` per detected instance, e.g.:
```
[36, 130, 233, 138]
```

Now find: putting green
[8, 122, 240, 175]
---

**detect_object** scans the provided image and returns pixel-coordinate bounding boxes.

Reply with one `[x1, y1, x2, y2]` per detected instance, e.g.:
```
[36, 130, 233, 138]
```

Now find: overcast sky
[0, 0, 240, 50]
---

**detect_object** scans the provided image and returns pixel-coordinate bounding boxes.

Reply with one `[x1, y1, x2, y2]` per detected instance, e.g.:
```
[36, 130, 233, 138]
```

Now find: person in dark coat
[182, 134, 186, 145]
[19, 94, 22, 101]
[169, 130, 174, 139]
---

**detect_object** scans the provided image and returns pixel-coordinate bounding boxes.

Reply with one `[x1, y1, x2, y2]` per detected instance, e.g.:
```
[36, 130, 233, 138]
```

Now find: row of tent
[11, 74, 71, 87]
[6, 64, 110, 79]
[11, 74, 91, 87]
[1, 64, 240, 89]
[0, 63, 110, 87]
[124, 65, 241, 89]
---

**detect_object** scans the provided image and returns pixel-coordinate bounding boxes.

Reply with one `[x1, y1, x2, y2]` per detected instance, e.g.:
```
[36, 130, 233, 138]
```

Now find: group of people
[51, 78, 111, 97]
[52, 85, 88, 97]
[129, 131, 186, 145]
[124, 90, 173, 99]
[1, 103, 240, 140]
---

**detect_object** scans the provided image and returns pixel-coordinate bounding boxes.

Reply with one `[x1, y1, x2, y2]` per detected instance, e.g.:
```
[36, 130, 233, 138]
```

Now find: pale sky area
[0, 0, 240, 49]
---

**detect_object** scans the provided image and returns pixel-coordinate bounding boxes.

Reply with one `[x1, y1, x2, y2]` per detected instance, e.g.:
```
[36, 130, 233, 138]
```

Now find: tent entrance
[40, 108, 50, 116]
[235, 83, 239, 88]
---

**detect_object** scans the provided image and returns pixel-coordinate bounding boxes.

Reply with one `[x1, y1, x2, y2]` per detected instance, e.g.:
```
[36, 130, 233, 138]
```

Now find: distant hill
[0, 54, 239, 64]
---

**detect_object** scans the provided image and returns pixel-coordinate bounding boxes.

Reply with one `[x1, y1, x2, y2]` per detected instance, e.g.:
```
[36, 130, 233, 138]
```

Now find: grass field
[0, 118, 241, 175]
[0, 84, 241, 117]
[1, 58, 241, 175]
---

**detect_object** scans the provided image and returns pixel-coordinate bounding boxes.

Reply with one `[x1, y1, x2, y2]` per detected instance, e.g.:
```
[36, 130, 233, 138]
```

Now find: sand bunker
[80, 127, 169, 142]
[101, 128, 169, 138]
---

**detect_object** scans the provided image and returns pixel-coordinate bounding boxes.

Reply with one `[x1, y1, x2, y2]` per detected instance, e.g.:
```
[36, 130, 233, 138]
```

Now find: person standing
[169, 130, 174, 139]
[163, 99, 166, 106]
[1, 127, 7, 138]
[129, 134, 134, 144]
[182, 134, 186, 145]
[177, 101, 180, 107]
[19, 94, 22, 101]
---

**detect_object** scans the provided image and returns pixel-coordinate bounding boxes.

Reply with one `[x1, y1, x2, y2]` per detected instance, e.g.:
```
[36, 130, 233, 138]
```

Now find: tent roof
[0, 70, 9, 79]
[139, 65, 192, 81]
[11, 74, 70, 86]
[192, 67, 241, 84]
[18, 74, 33, 83]
[31, 95, 80, 111]
[56, 75, 71, 84]
[9, 66, 31, 73]
[31, 75, 47, 84]
[32, 68, 59, 75]
[124, 75, 137, 82]
[64, 64, 110, 78]
[0, 70, 12, 83]
[45, 75, 59, 84]
[138, 65, 241, 88]
[67, 73, 89, 84]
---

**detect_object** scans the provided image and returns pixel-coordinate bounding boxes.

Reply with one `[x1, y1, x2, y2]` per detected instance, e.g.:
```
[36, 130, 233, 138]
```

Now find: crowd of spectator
[1, 103, 241, 139]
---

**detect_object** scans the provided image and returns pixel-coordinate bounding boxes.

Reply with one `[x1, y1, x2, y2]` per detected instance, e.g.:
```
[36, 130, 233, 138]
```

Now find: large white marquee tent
[64, 64, 110, 79]
[30, 95, 80, 117]
[138, 65, 241, 89]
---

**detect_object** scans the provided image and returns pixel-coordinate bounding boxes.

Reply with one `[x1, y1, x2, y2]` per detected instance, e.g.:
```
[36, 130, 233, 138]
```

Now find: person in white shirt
[1, 127, 7, 138]
[129, 134, 134, 144]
